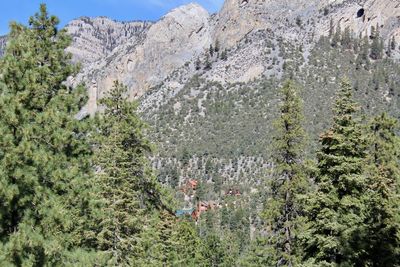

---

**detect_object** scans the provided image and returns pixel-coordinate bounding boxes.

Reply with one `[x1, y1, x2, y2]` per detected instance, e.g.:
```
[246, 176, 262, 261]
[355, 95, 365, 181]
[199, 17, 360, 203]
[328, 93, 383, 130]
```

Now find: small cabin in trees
[176, 201, 221, 222]
[187, 179, 198, 190]
[225, 188, 241, 196]
[179, 179, 198, 194]
[175, 208, 195, 217]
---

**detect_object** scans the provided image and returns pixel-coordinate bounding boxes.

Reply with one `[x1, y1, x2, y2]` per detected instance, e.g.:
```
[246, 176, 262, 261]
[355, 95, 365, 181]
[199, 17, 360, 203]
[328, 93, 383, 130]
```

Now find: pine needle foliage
[263, 80, 308, 266]
[0, 4, 99, 265]
[303, 78, 368, 266]
[363, 113, 400, 266]
[93, 80, 175, 265]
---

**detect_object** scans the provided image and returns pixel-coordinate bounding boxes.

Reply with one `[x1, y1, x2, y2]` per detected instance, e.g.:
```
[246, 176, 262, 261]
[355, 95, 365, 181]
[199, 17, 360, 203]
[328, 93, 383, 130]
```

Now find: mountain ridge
[65, 0, 400, 115]
[0, 0, 399, 116]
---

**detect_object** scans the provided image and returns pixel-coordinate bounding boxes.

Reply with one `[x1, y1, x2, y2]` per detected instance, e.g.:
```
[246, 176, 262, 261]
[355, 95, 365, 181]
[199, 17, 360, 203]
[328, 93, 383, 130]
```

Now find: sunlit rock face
[214, 0, 399, 48]
[66, 17, 152, 65]
[67, 3, 212, 115]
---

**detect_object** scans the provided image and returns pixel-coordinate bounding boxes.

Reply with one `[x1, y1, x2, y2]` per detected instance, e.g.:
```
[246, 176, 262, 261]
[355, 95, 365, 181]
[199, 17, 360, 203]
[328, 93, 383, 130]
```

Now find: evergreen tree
[204, 54, 212, 70]
[263, 80, 308, 266]
[328, 18, 334, 39]
[341, 26, 352, 50]
[169, 220, 205, 266]
[303, 78, 368, 266]
[195, 57, 201, 70]
[331, 23, 342, 47]
[202, 230, 238, 267]
[0, 4, 101, 265]
[240, 237, 273, 267]
[391, 36, 397, 51]
[214, 39, 220, 53]
[370, 24, 383, 60]
[220, 49, 228, 61]
[93, 81, 173, 265]
[363, 113, 400, 266]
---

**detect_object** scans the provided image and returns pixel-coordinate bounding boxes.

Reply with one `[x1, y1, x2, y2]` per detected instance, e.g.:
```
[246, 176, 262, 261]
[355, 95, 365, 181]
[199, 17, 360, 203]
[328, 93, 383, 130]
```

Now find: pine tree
[363, 113, 400, 266]
[195, 57, 201, 70]
[209, 44, 214, 57]
[220, 49, 228, 61]
[93, 81, 173, 265]
[391, 36, 397, 51]
[204, 54, 212, 70]
[0, 4, 101, 265]
[328, 18, 334, 39]
[263, 80, 308, 266]
[387, 38, 393, 57]
[303, 78, 368, 266]
[341, 26, 352, 50]
[356, 34, 370, 70]
[169, 220, 206, 266]
[240, 237, 273, 267]
[370, 24, 383, 60]
[214, 39, 220, 53]
[202, 230, 238, 266]
[331, 23, 342, 47]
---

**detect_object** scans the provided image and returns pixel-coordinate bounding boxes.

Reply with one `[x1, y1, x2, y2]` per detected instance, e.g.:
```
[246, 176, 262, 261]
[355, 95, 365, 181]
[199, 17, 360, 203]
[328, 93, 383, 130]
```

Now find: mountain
[1, 0, 400, 261]
[1, 0, 399, 111]
[1, 0, 399, 195]
[0, 0, 393, 199]
[66, 17, 152, 65]
[60, 0, 400, 116]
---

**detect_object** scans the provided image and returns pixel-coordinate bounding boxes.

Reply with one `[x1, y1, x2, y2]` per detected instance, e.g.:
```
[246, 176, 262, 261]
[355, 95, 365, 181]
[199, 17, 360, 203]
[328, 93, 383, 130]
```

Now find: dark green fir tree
[93, 81, 173, 265]
[262, 80, 308, 266]
[303, 78, 368, 266]
[363, 113, 400, 266]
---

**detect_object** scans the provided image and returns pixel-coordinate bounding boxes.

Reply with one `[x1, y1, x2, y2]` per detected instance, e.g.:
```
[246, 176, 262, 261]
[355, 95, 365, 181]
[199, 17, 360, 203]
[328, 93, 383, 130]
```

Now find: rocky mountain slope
[1, 0, 399, 113]
[1, 0, 399, 199]
[66, 17, 152, 65]
[61, 0, 400, 116]
[1, 0, 400, 251]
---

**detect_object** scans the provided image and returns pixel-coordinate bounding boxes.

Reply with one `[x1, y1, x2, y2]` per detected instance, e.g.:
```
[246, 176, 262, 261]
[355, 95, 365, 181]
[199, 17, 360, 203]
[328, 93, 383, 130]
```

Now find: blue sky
[0, 0, 224, 35]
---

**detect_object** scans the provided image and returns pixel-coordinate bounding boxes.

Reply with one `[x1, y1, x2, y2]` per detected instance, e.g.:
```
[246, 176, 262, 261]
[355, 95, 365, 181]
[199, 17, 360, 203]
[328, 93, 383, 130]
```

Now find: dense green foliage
[363, 113, 400, 266]
[0, 5, 399, 267]
[302, 79, 368, 265]
[93, 80, 169, 265]
[0, 5, 100, 265]
[262, 81, 308, 266]
[0, 6, 204, 266]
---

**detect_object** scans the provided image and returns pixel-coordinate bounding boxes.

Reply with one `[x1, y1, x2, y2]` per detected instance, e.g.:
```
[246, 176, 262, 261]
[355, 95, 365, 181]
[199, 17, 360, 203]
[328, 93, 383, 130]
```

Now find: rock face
[330, 0, 400, 41]
[2, 0, 399, 114]
[214, 0, 400, 48]
[67, 3, 212, 115]
[66, 17, 152, 64]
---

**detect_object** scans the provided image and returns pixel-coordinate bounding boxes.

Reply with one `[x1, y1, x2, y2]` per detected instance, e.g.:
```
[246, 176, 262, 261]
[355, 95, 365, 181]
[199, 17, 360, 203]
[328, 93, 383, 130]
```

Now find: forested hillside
[141, 22, 400, 265]
[0, 2, 399, 267]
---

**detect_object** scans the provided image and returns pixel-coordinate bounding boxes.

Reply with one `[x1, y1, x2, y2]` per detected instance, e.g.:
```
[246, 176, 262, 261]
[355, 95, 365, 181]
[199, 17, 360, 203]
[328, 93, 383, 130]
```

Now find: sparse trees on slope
[263, 80, 308, 266]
